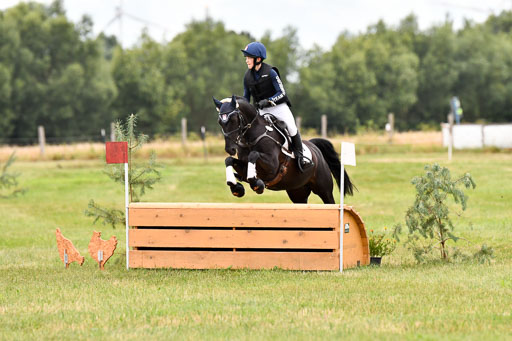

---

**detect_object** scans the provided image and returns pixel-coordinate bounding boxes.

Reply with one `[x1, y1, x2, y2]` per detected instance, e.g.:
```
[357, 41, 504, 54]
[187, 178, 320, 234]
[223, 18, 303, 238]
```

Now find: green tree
[111, 32, 177, 135]
[0, 0, 116, 141]
[453, 25, 512, 123]
[261, 26, 300, 82]
[170, 17, 249, 131]
[413, 23, 458, 127]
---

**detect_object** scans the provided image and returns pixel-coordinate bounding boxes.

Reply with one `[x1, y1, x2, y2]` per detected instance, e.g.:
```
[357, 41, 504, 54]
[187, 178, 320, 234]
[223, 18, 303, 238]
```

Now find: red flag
[106, 142, 128, 164]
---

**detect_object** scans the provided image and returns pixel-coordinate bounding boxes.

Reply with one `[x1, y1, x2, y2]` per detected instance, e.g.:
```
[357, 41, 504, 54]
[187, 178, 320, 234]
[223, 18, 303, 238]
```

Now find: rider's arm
[243, 79, 251, 102]
[268, 69, 286, 103]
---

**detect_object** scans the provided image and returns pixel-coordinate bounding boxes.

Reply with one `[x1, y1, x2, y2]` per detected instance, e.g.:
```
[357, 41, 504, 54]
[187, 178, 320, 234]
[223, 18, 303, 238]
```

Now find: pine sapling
[85, 114, 161, 228]
[402, 163, 476, 261]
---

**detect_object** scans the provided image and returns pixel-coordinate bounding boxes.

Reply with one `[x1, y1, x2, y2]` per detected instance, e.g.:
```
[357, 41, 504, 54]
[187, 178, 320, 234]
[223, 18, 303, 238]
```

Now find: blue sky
[2, 0, 511, 49]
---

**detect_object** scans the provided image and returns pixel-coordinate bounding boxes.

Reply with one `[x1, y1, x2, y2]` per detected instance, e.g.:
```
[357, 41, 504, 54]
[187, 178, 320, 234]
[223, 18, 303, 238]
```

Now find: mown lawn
[1, 151, 511, 340]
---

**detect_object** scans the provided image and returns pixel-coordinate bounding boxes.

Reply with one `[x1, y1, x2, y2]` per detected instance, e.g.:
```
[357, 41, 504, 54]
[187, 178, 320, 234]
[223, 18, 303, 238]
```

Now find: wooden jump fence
[128, 203, 369, 271]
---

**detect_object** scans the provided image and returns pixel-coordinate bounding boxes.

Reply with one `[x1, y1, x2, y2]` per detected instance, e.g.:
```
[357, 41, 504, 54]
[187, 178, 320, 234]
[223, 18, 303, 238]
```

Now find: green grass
[1, 152, 511, 340]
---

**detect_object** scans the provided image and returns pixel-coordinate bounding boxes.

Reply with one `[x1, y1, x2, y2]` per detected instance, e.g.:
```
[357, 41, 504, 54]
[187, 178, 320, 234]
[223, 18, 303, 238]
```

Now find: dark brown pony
[213, 95, 354, 204]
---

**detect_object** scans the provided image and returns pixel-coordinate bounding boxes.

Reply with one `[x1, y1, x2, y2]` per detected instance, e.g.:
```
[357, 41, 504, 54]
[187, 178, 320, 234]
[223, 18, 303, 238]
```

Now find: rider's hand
[257, 99, 271, 108]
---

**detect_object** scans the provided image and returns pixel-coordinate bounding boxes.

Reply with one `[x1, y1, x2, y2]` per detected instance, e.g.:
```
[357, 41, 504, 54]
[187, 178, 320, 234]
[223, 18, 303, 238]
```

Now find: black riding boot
[291, 133, 313, 172]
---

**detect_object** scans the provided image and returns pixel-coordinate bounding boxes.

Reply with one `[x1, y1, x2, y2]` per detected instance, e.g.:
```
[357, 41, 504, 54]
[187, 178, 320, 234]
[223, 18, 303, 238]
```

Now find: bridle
[219, 108, 258, 147]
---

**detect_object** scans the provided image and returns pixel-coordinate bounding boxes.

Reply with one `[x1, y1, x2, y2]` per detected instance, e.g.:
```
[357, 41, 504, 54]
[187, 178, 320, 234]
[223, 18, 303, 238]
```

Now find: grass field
[1, 144, 511, 339]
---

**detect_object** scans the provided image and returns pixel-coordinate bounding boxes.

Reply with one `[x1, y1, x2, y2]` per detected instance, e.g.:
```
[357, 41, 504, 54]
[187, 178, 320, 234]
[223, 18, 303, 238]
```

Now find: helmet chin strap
[251, 57, 262, 70]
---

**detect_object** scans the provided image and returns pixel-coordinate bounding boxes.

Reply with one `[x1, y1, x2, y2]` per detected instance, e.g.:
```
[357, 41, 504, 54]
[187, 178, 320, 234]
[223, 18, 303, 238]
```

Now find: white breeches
[260, 103, 298, 136]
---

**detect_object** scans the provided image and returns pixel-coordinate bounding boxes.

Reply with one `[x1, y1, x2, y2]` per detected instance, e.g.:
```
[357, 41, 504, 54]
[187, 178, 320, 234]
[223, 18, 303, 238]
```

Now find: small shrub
[368, 227, 397, 257]
[0, 152, 26, 198]
[395, 163, 493, 263]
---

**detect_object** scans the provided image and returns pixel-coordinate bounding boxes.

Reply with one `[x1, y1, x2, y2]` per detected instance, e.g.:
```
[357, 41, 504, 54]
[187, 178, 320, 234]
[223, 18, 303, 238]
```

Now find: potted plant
[368, 227, 397, 265]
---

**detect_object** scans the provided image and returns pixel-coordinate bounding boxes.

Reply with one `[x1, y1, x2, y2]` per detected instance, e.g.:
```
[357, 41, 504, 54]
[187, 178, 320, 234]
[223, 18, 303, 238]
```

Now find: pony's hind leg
[310, 177, 336, 204]
[310, 183, 336, 204]
[286, 186, 312, 204]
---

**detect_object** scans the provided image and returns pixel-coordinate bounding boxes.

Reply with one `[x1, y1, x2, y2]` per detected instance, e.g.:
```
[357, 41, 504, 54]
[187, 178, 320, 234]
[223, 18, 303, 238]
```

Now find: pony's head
[213, 95, 241, 156]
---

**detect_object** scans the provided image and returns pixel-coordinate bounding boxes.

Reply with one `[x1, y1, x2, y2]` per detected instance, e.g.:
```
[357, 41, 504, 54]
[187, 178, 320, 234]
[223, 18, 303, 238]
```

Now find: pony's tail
[310, 138, 355, 196]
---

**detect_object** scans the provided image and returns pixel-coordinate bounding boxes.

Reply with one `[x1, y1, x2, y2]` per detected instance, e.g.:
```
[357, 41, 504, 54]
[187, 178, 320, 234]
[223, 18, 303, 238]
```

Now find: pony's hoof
[230, 183, 245, 197]
[252, 179, 265, 194]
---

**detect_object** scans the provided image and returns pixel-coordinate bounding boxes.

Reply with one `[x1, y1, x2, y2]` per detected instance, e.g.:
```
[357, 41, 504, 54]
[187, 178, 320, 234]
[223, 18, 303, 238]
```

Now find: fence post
[200, 126, 207, 161]
[321, 115, 327, 138]
[296, 116, 302, 133]
[387, 113, 394, 144]
[38, 126, 46, 157]
[110, 122, 116, 142]
[448, 113, 454, 161]
[181, 118, 187, 149]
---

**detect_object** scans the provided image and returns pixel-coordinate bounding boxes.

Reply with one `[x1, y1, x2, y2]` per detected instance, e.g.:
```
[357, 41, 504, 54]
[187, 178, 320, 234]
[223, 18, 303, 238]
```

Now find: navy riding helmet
[241, 42, 267, 60]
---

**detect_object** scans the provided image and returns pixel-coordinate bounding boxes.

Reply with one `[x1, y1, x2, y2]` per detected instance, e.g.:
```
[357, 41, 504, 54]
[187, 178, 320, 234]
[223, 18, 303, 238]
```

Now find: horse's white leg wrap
[247, 162, 257, 180]
[226, 166, 237, 185]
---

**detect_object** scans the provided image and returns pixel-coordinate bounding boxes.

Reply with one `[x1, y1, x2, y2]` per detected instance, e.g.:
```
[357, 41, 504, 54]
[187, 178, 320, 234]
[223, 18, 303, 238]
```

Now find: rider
[241, 41, 313, 172]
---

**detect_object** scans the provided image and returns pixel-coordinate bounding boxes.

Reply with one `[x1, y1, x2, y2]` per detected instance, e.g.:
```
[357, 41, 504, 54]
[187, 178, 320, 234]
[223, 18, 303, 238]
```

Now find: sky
[1, 0, 511, 49]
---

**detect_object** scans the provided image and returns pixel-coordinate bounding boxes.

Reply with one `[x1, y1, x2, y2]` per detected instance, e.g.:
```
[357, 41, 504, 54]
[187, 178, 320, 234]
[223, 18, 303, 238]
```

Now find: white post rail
[339, 142, 356, 272]
[105, 142, 130, 269]
[125, 162, 129, 270]
[339, 162, 345, 273]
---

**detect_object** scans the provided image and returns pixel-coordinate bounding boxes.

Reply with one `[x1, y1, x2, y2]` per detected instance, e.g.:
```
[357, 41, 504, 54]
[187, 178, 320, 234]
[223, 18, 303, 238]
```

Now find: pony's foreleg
[247, 151, 265, 194]
[225, 157, 245, 197]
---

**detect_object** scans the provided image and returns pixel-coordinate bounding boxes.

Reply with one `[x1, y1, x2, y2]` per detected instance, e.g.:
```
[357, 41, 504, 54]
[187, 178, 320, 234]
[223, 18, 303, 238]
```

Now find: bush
[394, 163, 492, 263]
[0, 152, 25, 198]
[368, 227, 397, 257]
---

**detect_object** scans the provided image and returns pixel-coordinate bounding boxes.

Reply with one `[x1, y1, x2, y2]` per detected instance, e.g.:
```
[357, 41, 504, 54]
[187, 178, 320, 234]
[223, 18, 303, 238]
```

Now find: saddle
[261, 113, 292, 153]
[260, 113, 312, 161]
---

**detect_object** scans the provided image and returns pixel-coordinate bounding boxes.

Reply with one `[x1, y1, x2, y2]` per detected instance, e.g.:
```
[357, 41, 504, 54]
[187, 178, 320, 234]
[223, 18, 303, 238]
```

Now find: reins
[220, 108, 282, 149]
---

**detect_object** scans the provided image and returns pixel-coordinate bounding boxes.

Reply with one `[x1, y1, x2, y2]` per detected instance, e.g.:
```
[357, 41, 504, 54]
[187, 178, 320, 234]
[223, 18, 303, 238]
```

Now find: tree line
[2, 0, 512, 143]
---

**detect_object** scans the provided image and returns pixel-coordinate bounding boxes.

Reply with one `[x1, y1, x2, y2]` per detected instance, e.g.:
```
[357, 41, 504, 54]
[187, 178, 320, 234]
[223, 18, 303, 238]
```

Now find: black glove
[257, 99, 271, 109]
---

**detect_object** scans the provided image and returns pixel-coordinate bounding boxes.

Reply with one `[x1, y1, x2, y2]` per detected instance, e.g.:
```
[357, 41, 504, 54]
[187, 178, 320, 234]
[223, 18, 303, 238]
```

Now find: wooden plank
[341, 211, 370, 267]
[129, 250, 339, 270]
[129, 229, 338, 249]
[130, 202, 339, 210]
[129, 205, 339, 228]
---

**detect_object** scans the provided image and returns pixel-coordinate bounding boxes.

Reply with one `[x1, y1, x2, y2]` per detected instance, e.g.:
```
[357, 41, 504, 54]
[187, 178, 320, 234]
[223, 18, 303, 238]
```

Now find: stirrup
[297, 156, 314, 172]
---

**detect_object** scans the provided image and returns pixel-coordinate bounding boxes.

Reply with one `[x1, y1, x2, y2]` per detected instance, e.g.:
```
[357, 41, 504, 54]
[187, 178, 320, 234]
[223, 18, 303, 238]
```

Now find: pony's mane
[219, 96, 248, 104]
[236, 96, 257, 114]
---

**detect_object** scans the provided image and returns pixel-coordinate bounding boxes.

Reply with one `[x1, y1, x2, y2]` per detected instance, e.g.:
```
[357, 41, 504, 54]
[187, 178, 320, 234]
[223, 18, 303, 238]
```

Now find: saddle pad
[302, 143, 312, 160]
[282, 143, 312, 160]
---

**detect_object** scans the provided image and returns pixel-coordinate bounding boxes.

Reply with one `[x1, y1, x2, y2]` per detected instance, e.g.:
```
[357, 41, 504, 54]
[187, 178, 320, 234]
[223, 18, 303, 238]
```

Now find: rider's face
[245, 57, 254, 69]
[245, 57, 261, 69]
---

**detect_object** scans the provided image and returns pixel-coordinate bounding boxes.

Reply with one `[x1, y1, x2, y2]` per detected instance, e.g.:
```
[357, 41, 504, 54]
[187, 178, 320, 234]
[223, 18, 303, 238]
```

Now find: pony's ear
[213, 97, 222, 111]
[231, 95, 239, 109]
